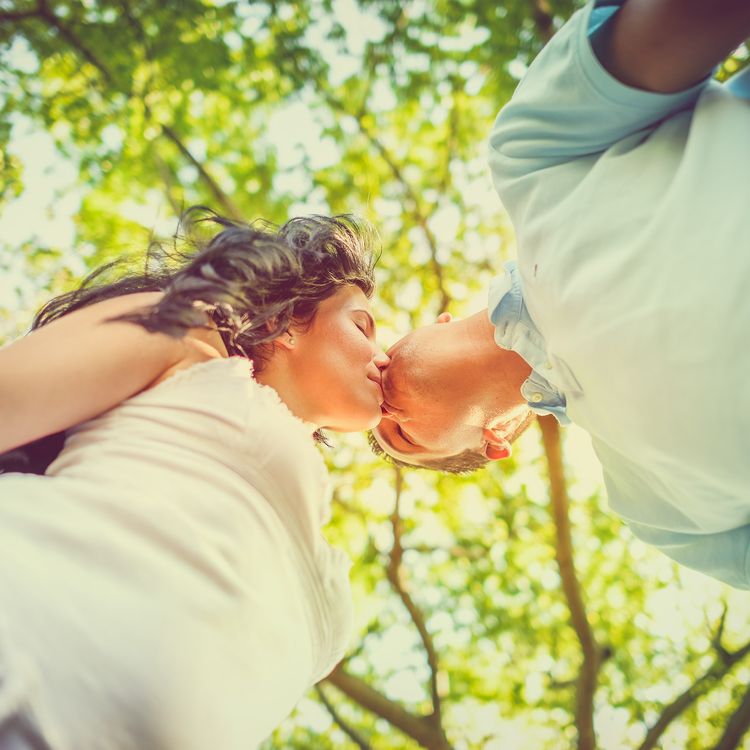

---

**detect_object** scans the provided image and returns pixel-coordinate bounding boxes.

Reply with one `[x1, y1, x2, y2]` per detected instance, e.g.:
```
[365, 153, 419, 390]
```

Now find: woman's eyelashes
[354, 315, 372, 337]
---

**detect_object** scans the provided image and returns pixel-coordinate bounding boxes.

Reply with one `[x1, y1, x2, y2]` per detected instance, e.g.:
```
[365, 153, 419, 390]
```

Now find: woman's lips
[367, 376, 384, 404]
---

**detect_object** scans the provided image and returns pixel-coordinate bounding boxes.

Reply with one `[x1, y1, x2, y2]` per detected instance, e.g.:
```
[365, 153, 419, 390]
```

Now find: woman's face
[288, 285, 389, 432]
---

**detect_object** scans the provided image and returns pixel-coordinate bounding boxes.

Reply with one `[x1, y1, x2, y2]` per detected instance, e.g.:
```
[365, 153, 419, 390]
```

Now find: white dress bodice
[0, 356, 353, 750]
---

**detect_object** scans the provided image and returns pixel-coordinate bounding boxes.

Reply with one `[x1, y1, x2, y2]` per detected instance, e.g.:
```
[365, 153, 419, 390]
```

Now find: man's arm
[595, 0, 750, 93]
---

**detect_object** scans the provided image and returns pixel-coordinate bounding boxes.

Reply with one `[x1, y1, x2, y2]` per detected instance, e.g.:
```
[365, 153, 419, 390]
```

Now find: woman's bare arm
[0, 292, 190, 454]
[596, 0, 750, 93]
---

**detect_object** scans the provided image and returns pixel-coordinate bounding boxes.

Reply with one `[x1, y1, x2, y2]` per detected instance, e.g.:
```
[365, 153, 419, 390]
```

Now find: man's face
[371, 321, 488, 465]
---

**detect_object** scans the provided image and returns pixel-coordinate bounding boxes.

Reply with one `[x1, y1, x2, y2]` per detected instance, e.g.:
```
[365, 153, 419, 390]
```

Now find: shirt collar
[488, 261, 571, 425]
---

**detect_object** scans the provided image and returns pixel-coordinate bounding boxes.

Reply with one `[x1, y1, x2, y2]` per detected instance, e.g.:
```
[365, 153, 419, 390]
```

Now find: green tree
[2, 2, 749, 748]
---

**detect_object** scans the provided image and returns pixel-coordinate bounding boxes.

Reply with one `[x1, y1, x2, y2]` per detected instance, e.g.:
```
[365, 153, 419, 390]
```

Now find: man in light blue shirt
[372, 0, 750, 588]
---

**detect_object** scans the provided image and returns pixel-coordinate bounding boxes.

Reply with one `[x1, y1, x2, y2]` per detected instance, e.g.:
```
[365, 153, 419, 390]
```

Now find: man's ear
[482, 427, 512, 461]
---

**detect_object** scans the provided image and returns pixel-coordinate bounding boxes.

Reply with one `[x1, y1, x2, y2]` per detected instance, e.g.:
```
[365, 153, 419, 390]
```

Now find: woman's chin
[326, 405, 382, 433]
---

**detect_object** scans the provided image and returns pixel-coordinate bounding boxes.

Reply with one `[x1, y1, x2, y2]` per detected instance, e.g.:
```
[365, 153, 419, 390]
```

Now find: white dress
[0, 357, 353, 750]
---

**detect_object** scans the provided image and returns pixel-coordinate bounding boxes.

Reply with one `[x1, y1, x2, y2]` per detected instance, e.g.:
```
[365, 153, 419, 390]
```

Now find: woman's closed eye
[353, 311, 376, 338]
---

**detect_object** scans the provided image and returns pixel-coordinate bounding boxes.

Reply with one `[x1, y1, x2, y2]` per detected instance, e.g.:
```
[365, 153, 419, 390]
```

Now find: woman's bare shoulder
[88, 291, 230, 388]
[146, 339, 228, 389]
[119, 294, 231, 389]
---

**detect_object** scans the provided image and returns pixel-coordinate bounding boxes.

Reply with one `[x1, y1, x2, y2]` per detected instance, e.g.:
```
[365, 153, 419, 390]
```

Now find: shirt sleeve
[628, 521, 750, 590]
[487, 0, 708, 221]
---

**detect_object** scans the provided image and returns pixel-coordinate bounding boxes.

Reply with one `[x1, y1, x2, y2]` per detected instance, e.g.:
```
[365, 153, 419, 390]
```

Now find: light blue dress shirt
[489, 261, 570, 426]
[487, 0, 750, 588]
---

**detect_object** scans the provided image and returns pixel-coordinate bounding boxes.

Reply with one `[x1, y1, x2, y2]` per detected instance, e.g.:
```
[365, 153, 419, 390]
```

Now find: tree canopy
[1, 1, 749, 748]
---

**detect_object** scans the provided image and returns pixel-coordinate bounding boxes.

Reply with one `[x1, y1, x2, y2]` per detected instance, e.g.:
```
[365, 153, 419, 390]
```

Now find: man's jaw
[371, 422, 404, 460]
[375, 415, 415, 453]
[372, 418, 430, 462]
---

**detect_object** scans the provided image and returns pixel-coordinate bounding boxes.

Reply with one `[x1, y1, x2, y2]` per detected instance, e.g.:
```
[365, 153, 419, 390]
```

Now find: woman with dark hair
[0, 207, 388, 750]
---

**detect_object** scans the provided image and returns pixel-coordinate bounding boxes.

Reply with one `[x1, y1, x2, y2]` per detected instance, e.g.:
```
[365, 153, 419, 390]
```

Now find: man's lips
[379, 372, 402, 415]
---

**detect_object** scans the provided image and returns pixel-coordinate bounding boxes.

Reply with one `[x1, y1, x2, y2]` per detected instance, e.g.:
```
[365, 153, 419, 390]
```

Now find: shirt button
[531, 393, 544, 403]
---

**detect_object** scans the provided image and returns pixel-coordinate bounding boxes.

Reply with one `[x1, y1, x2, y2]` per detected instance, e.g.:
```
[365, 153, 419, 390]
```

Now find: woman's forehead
[327, 284, 371, 310]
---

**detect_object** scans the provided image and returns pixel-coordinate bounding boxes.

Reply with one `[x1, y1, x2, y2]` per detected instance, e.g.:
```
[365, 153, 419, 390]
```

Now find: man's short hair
[367, 432, 489, 475]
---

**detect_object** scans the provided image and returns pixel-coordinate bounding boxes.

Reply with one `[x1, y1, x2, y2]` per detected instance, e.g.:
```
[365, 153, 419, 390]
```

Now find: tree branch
[159, 124, 243, 220]
[314, 683, 372, 750]
[385, 468, 445, 729]
[34, 0, 242, 220]
[639, 630, 750, 750]
[152, 152, 185, 218]
[538, 415, 601, 750]
[528, 0, 555, 44]
[37, 0, 113, 84]
[0, 8, 42, 22]
[437, 83, 459, 196]
[349, 108, 451, 312]
[713, 680, 750, 750]
[111, 1, 243, 220]
[322, 468, 452, 750]
[325, 663, 453, 750]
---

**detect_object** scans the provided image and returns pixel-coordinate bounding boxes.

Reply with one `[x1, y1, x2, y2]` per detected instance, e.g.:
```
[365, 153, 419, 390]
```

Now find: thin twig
[348, 106, 451, 312]
[159, 124, 242, 219]
[314, 683, 372, 750]
[385, 467, 444, 728]
[639, 629, 750, 750]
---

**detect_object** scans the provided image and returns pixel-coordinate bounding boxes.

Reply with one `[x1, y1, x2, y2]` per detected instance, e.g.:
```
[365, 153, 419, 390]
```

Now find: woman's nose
[373, 347, 390, 369]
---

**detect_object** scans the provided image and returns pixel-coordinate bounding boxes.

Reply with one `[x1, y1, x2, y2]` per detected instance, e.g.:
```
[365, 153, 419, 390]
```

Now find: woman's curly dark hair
[1, 206, 378, 475]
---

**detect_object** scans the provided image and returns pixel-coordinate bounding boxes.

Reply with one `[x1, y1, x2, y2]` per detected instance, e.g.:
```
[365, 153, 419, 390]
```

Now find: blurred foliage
[1, 1, 749, 749]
